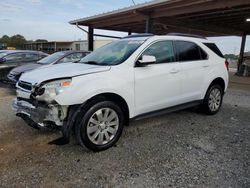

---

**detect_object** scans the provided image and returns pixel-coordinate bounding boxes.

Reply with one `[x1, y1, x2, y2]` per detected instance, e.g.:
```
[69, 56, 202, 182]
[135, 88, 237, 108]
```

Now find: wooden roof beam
[155, 17, 242, 35]
[152, 0, 250, 18]
[186, 10, 250, 21]
[177, 5, 250, 19]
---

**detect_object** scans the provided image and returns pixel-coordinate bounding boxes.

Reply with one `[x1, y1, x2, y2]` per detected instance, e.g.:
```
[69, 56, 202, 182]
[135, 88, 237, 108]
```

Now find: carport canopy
[69, 0, 250, 68]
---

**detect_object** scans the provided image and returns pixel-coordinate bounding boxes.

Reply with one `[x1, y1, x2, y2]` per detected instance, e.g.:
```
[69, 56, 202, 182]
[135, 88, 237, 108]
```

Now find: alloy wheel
[208, 88, 222, 112]
[86, 108, 119, 145]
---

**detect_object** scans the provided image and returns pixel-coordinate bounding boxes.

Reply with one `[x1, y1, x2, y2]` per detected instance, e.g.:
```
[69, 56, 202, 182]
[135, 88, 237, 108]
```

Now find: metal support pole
[238, 32, 247, 72]
[145, 17, 153, 33]
[54, 42, 57, 52]
[88, 26, 94, 51]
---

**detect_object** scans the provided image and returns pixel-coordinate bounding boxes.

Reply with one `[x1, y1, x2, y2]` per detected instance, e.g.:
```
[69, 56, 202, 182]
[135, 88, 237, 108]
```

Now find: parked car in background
[0, 50, 48, 82]
[0, 50, 10, 54]
[8, 50, 90, 84]
[13, 34, 228, 151]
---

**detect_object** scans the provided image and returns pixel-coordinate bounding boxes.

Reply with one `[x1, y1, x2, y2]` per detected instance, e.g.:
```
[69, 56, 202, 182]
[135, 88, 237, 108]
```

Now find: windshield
[38, 51, 67, 64]
[80, 39, 145, 65]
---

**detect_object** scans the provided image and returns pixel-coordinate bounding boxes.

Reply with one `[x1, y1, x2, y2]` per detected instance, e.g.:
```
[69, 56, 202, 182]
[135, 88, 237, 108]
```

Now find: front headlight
[36, 79, 72, 102]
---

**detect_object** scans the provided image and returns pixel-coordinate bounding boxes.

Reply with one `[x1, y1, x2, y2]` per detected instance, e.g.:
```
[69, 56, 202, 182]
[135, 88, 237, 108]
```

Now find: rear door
[21, 52, 40, 64]
[134, 40, 182, 115]
[174, 40, 210, 102]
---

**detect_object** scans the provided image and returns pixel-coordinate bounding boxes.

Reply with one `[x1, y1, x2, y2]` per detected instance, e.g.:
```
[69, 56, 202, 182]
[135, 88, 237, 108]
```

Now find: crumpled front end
[12, 80, 68, 129]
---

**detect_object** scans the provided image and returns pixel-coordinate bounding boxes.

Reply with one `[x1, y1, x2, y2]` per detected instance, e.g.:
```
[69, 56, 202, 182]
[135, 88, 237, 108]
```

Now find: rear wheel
[75, 101, 124, 152]
[202, 84, 223, 115]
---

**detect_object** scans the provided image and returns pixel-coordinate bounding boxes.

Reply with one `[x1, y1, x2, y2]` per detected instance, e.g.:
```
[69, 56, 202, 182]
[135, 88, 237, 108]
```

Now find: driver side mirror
[0, 57, 6, 63]
[138, 55, 156, 65]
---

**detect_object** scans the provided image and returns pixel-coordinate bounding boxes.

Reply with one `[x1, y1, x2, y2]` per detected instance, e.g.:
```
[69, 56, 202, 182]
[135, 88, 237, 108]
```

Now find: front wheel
[202, 84, 224, 115]
[75, 101, 124, 152]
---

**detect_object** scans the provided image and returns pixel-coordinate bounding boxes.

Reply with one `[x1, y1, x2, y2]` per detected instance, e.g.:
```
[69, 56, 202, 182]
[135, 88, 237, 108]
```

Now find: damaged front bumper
[12, 98, 68, 129]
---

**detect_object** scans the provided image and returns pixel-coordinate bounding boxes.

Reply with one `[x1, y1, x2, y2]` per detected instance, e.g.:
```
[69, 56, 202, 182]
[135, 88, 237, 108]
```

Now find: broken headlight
[35, 79, 72, 102]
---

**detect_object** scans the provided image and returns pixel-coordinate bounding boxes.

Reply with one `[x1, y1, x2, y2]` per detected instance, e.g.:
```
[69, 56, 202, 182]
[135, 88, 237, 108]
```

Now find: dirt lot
[0, 83, 249, 188]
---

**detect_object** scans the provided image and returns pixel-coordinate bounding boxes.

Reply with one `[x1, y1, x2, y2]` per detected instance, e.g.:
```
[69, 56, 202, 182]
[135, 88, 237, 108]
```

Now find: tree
[0, 35, 10, 44]
[8, 34, 27, 49]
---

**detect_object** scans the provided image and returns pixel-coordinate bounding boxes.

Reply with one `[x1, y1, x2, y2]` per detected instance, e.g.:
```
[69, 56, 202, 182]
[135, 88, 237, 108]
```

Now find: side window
[57, 53, 83, 64]
[38, 54, 46, 60]
[175, 41, 207, 62]
[203, 43, 224, 58]
[23, 53, 39, 62]
[81, 52, 88, 58]
[72, 52, 85, 61]
[5, 53, 24, 63]
[141, 41, 175, 64]
[39, 54, 47, 60]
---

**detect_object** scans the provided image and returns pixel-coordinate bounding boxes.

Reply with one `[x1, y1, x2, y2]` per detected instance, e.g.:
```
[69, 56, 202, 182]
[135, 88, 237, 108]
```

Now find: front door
[134, 40, 182, 115]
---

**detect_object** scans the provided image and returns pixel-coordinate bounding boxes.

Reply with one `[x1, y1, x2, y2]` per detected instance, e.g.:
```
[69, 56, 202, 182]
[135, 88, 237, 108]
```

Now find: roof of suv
[123, 34, 211, 43]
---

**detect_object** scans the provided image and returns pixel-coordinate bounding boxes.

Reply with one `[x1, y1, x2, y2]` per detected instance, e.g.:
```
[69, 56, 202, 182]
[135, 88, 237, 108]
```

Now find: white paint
[18, 35, 229, 118]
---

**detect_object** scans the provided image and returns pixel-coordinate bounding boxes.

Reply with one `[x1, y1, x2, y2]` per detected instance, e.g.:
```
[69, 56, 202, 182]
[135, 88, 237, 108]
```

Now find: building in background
[24, 40, 112, 54]
[0, 43, 7, 50]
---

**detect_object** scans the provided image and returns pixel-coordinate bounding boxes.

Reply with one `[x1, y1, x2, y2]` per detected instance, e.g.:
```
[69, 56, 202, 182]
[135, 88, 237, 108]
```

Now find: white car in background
[13, 33, 229, 151]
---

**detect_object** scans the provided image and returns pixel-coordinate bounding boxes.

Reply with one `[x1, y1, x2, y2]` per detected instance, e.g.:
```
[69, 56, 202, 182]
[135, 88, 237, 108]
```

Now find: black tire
[75, 101, 124, 152]
[201, 84, 224, 115]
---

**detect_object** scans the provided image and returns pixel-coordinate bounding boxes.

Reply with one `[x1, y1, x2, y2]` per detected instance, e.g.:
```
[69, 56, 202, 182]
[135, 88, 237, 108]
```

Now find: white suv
[13, 34, 229, 151]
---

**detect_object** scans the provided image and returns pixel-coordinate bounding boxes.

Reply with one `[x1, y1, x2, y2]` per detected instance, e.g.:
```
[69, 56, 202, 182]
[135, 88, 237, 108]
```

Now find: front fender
[54, 69, 135, 118]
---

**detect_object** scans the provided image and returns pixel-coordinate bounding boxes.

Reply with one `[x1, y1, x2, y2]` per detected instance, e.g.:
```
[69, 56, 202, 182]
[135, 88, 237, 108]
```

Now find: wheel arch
[208, 77, 225, 93]
[84, 92, 130, 126]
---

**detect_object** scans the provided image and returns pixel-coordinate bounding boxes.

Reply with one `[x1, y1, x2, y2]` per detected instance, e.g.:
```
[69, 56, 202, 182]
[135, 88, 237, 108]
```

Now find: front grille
[18, 81, 32, 91]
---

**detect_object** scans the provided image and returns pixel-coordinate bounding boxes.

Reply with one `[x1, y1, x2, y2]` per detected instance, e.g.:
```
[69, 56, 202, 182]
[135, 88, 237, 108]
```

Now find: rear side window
[24, 53, 39, 61]
[57, 52, 84, 64]
[175, 41, 207, 62]
[203, 43, 224, 58]
[39, 53, 47, 59]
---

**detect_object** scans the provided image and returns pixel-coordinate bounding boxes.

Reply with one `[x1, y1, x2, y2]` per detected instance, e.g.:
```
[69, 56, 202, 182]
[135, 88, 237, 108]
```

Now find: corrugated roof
[69, 0, 170, 24]
[69, 0, 250, 36]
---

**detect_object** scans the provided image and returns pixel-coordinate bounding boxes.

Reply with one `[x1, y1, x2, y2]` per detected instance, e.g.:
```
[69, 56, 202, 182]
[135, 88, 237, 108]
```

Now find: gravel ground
[0, 84, 249, 188]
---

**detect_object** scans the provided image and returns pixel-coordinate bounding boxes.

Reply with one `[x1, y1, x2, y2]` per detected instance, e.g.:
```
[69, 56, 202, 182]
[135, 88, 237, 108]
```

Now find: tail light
[225, 60, 229, 71]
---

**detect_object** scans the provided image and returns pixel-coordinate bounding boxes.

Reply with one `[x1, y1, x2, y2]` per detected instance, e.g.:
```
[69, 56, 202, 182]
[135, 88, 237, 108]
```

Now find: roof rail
[167, 33, 206, 39]
[123, 33, 154, 39]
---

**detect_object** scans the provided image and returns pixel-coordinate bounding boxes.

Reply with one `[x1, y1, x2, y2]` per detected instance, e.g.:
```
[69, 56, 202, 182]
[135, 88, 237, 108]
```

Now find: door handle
[170, 69, 179, 74]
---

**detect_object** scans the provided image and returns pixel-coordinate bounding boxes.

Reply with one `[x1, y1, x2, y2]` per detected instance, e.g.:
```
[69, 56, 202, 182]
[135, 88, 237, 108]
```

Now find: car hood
[11, 63, 42, 74]
[19, 63, 111, 85]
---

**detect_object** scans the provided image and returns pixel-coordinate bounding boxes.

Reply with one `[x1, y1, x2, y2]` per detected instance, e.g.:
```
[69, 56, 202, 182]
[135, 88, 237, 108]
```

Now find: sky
[0, 0, 250, 55]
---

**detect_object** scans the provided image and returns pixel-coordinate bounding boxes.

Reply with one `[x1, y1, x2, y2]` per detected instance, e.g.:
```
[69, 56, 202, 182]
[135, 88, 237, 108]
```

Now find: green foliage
[224, 54, 237, 60]
[0, 34, 27, 49]
[1, 35, 10, 44]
